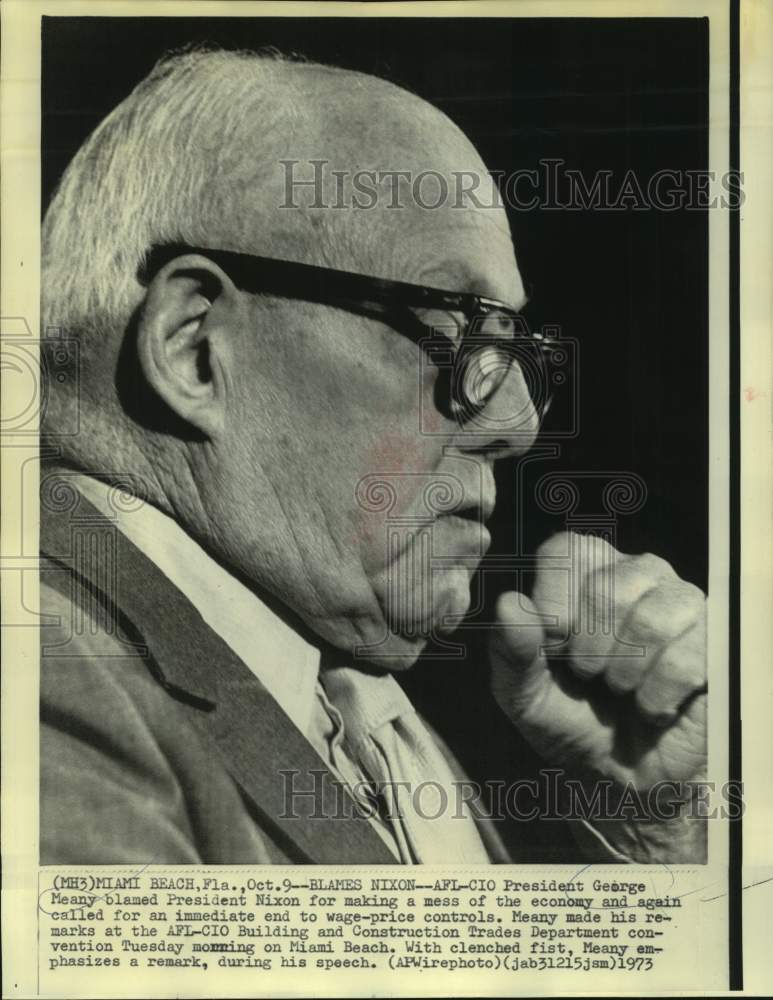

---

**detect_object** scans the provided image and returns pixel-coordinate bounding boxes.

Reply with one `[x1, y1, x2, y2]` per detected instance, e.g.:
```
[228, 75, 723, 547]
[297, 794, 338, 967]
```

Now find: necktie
[320, 664, 490, 864]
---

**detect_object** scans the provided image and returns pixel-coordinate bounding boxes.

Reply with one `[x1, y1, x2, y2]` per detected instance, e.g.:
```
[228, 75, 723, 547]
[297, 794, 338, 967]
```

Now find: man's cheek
[363, 430, 435, 476]
[350, 437, 446, 561]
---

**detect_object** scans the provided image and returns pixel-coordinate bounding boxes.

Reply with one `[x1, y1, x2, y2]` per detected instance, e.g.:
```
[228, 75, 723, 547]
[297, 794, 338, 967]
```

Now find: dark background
[42, 16, 709, 859]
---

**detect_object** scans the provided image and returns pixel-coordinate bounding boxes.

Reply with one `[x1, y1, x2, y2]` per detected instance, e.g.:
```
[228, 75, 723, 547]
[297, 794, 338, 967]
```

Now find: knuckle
[680, 580, 706, 603]
[636, 672, 689, 716]
[630, 551, 677, 580]
[622, 580, 702, 647]
[536, 532, 571, 560]
[605, 656, 647, 693]
[569, 655, 606, 679]
[572, 540, 619, 581]
[625, 591, 664, 644]
[654, 647, 706, 687]
[668, 580, 705, 614]
[658, 586, 705, 637]
[635, 694, 678, 725]
[577, 583, 614, 628]
[607, 561, 659, 614]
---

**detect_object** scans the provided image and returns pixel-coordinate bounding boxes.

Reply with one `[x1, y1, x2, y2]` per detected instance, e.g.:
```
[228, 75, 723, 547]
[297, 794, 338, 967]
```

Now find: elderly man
[40, 48, 706, 864]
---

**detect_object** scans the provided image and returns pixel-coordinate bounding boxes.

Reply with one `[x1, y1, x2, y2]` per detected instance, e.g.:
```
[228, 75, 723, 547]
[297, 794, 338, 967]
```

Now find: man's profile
[39, 47, 707, 864]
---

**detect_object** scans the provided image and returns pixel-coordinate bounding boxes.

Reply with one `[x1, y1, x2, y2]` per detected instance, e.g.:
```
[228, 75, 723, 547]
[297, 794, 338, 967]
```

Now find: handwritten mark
[702, 874, 773, 903]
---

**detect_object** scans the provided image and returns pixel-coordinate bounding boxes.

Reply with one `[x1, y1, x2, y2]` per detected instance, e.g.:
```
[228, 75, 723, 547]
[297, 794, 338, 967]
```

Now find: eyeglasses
[139, 243, 557, 423]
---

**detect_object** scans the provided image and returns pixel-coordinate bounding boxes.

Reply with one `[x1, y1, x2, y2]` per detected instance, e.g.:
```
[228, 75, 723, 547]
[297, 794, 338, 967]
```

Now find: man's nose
[452, 359, 541, 459]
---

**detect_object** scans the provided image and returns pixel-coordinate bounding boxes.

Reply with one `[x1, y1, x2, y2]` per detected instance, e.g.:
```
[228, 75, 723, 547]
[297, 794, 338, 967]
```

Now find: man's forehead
[390, 205, 523, 306]
[215, 61, 523, 303]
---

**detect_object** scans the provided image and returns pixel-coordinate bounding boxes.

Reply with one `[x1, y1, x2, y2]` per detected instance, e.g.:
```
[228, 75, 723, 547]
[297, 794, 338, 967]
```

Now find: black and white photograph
[6, 1, 773, 995]
[36, 13, 717, 867]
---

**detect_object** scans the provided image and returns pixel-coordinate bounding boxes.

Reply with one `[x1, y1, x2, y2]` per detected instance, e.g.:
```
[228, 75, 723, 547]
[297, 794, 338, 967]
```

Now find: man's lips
[432, 511, 492, 557]
[455, 495, 495, 525]
[440, 484, 496, 530]
[429, 474, 495, 556]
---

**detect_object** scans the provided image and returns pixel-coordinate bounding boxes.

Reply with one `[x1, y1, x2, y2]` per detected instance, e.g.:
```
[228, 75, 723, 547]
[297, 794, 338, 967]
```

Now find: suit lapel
[40, 480, 395, 864]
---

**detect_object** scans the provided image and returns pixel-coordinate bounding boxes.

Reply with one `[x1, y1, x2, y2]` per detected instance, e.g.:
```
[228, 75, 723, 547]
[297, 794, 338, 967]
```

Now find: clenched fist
[490, 532, 707, 795]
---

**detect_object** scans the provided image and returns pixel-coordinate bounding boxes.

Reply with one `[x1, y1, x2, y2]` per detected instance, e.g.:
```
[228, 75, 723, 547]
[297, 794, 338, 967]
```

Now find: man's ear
[136, 254, 237, 438]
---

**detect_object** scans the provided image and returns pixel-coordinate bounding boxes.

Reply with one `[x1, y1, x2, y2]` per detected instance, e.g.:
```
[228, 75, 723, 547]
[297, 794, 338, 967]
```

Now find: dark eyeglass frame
[139, 243, 556, 422]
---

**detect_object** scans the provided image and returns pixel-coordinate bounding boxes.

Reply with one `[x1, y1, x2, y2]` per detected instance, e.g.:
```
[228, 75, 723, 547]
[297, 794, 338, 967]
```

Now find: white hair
[41, 46, 330, 462]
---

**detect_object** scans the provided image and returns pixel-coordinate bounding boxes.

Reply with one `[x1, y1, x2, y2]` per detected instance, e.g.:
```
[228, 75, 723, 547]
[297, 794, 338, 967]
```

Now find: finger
[564, 557, 662, 678]
[635, 619, 707, 725]
[533, 531, 625, 641]
[490, 591, 548, 717]
[604, 577, 704, 694]
[537, 536, 661, 679]
[619, 576, 704, 649]
[605, 577, 705, 693]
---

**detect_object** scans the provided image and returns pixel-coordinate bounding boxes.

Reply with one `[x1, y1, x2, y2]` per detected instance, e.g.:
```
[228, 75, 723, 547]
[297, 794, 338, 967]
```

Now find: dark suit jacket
[40, 480, 511, 864]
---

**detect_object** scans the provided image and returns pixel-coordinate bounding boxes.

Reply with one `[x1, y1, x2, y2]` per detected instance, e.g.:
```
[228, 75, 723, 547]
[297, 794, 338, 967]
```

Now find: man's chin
[357, 575, 472, 672]
[353, 635, 428, 672]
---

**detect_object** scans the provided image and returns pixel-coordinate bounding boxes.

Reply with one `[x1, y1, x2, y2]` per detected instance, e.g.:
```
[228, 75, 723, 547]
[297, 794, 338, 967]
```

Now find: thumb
[490, 590, 549, 718]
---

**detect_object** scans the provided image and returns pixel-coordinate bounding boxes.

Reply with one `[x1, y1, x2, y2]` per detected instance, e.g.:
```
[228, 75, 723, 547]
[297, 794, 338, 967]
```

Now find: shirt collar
[320, 663, 415, 749]
[72, 474, 321, 737]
